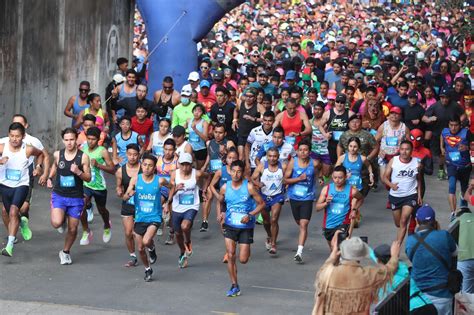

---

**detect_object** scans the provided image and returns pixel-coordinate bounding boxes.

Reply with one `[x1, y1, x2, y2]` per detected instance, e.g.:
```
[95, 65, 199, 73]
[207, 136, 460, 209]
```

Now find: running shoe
[103, 227, 112, 243]
[124, 256, 138, 267]
[269, 246, 277, 255]
[1, 244, 13, 257]
[294, 253, 303, 263]
[265, 238, 272, 251]
[437, 169, 447, 180]
[59, 250, 72, 265]
[178, 253, 188, 268]
[256, 213, 263, 225]
[4, 237, 18, 244]
[157, 227, 163, 236]
[57, 220, 67, 234]
[222, 252, 228, 263]
[226, 284, 241, 297]
[19, 216, 32, 241]
[165, 233, 175, 245]
[80, 230, 93, 246]
[200, 220, 209, 232]
[148, 247, 157, 264]
[185, 241, 193, 258]
[144, 268, 153, 282]
[450, 211, 457, 222]
[459, 192, 468, 207]
[86, 204, 94, 223]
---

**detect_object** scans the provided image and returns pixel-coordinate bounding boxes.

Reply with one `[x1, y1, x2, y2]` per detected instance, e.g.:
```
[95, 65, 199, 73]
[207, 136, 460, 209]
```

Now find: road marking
[251, 285, 313, 294]
[211, 311, 239, 315]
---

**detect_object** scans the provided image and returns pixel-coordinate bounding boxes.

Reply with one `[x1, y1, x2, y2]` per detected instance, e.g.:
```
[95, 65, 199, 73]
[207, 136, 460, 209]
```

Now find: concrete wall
[0, 0, 133, 149]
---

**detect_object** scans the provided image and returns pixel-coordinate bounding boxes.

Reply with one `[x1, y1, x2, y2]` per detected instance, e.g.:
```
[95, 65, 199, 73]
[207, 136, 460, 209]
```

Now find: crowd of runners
[1, 0, 474, 299]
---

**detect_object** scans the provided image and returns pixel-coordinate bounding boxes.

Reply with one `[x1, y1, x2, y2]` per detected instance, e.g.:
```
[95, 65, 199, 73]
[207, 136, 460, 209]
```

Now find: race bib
[449, 151, 461, 162]
[285, 136, 296, 145]
[60, 175, 75, 187]
[179, 193, 195, 205]
[91, 169, 96, 183]
[189, 132, 200, 143]
[385, 136, 399, 147]
[333, 131, 343, 141]
[153, 145, 163, 156]
[139, 200, 154, 213]
[210, 159, 222, 171]
[230, 212, 247, 226]
[293, 184, 308, 197]
[348, 175, 362, 187]
[329, 202, 344, 215]
[5, 169, 21, 181]
[369, 129, 377, 136]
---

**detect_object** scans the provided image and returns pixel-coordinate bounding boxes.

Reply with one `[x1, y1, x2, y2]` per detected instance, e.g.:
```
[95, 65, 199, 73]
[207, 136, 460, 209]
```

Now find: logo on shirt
[58, 161, 65, 169]
[445, 135, 461, 147]
[397, 169, 415, 177]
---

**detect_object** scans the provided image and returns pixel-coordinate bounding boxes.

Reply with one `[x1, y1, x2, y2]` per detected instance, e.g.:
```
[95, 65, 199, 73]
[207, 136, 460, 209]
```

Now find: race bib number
[139, 200, 154, 213]
[449, 151, 461, 162]
[153, 145, 163, 156]
[329, 202, 344, 215]
[230, 212, 247, 226]
[285, 136, 296, 145]
[179, 193, 195, 205]
[210, 159, 222, 172]
[189, 132, 200, 143]
[60, 175, 75, 188]
[293, 184, 308, 197]
[5, 169, 21, 181]
[333, 131, 343, 141]
[348, 175, 361, 187]
[385, 136, 399, 147]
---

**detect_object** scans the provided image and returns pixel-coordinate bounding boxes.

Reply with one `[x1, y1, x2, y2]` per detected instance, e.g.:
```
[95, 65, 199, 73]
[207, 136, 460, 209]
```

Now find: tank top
[72, 95, 89, 127]
[281, 111, 303, 146]
[0, 143, 30, 188]
[442, 128, 470, 168]
[188, 118, 206, 151]
[219, 165, 232, 188]
[224, 179, 256, 229]
[115, 131, 139, 166]
[260, 162, 284, 196]
[134, 174, 162, 223]
[121, 163, 139, 207]
[208, 139, 227, 172]
[324, 183, 352, 229]
[82, 145, 106, 190]
[84, 108, 105, 131]
[154, 92, 173, 130]
[311, 120, 329, 155]
[156, 155, 178, 182]
[238, 103, 260, 138]
[53, 149, 84, 198]
[381, 121, 406, 155]
[176, 140, 190, 158]
[151, 132, 172, 157]
[117, 84, 137, 119]
[172, 169, 200, 213]
[343, 154, 363, 190]
[390, 156, 419, 197]
[328, 109, 350, 142]
[287, 157, 316, 201]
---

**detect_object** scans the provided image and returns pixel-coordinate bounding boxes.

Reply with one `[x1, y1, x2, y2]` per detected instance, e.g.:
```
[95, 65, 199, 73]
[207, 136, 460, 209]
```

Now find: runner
[167, 153, 207, 268]
[171, 125, 193, 158]
[131, 104, 153, 152]
[233, 87, 261, 160]
[216, 160, 265, 297]
[115, 143, 140, 267]
[79, 127, 116, 246]
[112, 116, 140, 166]
[284, 139, 319, 263]
[123, 154, 169, 282]
[315, 165, 363, 249]
[77, 114, 106, 150]
[75, 93, 110, 134]
[187, 103, 209, 170]
[310, 102, 331, 183]
[255, 126, 295, 167]
[0, 123, 48, 256]
[274, 97, 312, 147]
[146, 118, 172, 157]
[251, 147, 286, 254]
[64, 81, 90, 128]
[47, 128, 91, 264]
[112, 69, 138, 122]
[382, 140, 422, 244]
[246, 111, 274, 176]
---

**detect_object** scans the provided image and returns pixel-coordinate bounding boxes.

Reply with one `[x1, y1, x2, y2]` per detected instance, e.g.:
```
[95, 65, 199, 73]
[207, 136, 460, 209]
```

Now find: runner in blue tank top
[284, 139, 320, 263]
[251, 147, 287, 255]
[316, 165, 363, 249]
[123, 154, 169, 282]
[112, 116, 139, 166]
[216, 160, 265, 297]
[64, 81, 90, 128]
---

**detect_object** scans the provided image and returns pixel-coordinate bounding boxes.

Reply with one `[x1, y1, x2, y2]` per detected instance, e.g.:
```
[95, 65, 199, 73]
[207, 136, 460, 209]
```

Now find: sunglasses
[335, 100, 345, 103]
[200, 66, 209, 70]
[163, 86, 173, 90]
[79, 89, 90, 93]
[245, 94, 255, 98]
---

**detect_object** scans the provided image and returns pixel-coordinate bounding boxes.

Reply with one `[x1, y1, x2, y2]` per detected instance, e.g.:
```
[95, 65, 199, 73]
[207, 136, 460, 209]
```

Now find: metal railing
[373, 277, 410, 315]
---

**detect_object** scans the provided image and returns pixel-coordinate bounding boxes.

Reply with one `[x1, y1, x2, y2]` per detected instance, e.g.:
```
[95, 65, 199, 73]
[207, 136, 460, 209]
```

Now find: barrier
[373, 277, 410, 315]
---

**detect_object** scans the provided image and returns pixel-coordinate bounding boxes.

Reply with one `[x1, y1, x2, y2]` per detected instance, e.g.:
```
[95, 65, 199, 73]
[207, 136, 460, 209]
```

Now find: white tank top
[172, 169, 200, 213]
[260, 162, 284, 196]
[390, 156, 419, 197]
[381, 121, 406, 155]
[151, 132, 171, 157]
[176, 140, 189, 158]
[0, 143, 30, 187]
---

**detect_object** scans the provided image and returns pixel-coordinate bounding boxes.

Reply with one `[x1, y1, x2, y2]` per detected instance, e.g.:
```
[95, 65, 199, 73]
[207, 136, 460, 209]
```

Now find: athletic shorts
[310, 152, 331, 165]
[134, 222, 160, 236]
[0, 184, 29, 213]
[389, 193, 418, 211]
[83, 187, 107, 207]
[51, 192, 84, 219]
[446, 164, 472, 179]
[161, 186, 170, 199]
[238, 136, 248, 146]
[322, 224, 350, 242]
[290, 199, 313, 221]
[121, 203, 135, 217]
[328, 141, 338, 165]
[261, 193, 285, 209]
[223, 224, 254, 244]
[172, 209, 198, 232]
[193, 148, 208, 161]
[25, 175, 35, 204]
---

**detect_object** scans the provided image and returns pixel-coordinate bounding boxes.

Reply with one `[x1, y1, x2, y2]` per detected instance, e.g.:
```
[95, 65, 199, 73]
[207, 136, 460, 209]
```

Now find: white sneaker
[59, 250, 72, 265]
[57, 220, 67, 234]
[157, 228, 163, 236]
[80, 231, 93, 245]
[86, 205, 94, 223]
[103, 228, 111, 243]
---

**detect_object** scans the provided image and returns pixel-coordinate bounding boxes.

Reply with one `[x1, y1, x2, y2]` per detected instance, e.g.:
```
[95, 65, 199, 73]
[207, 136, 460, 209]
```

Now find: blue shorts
[261, 193, 285, 209]
[0, 184, 29, 212]
[161, 186, 170, 199]
[172, 209, 198, 232]
[310, 152, 331, 165]
[51, 192, 84, 219]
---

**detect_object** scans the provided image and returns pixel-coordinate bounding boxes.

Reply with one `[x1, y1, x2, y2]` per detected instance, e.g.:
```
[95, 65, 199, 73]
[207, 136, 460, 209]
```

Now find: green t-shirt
[83, 145, 106, 191]
[457, 213, 474, 261]
[171, 102, 210, 129]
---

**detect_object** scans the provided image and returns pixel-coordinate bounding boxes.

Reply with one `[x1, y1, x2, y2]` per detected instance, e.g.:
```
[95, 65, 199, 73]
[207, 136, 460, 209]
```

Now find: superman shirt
[442, 127, 470, 167]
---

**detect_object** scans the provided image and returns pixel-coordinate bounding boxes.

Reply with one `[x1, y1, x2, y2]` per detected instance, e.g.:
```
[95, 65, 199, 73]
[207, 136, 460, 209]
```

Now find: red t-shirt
[131, 117, 153, 148]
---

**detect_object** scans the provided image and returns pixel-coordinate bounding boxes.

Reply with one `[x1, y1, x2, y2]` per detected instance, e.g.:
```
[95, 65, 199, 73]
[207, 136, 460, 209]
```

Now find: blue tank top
[219, 165, 232, 188]
[287, 157, 315, 201]
[324, 183, 352, 229]
[115, 131, 139, 166]
[116, 85, 137, 119]
[343, 154, 363, 190]
[188, 119, 206, 151]
[72, 96, 90, 127]
[442, 128, 470, 167]
[224, 179, 256, 229]
[134, 174, 162, 223]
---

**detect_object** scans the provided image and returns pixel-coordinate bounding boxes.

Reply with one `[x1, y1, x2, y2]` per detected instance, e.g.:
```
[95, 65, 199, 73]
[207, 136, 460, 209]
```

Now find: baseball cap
[178, 152, 193, 164]
[285, 70, 296, 80]
[373, 244, 391, 261]
[199, 80, 211, 88]
[390, 107, 402, 114]
[216, 51, 225, 61]
[348, 113, 362, 123]
[336, 94, 347, 103]
[320, 46, 330, 53]
[354, 73, 364, 80]
[188, 71, 200, 81]
[416, 204, 436, 222]
[439, 88, 450, 97]
[259, 70, 269, 77]
[249, 50, 260, 57]
[213, 71, 224, 81]
[349, 38, 358, 44]
[172, 125, 186, 137]
[181, 86, 192, 97]
[416, 51, 425, 61]
[113, 74, 126, 85]
[389, 26, 398, 33]
[408, 90, 418, 98]
[327, 90, 337, 100]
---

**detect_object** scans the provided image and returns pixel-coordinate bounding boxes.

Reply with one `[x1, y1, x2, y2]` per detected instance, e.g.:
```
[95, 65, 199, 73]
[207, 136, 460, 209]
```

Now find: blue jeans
[424, 293, 453, 315]
[458, 259, 474, 293]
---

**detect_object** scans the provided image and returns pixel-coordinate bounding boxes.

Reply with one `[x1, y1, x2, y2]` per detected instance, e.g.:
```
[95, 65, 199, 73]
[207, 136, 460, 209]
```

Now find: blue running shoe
[226, 284, 241, 297]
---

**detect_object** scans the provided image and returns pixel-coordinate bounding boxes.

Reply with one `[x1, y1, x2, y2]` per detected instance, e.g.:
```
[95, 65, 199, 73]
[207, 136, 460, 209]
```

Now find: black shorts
[389, 193, 418, 211]
[134, 222, 160, 236]
[83, 187, 107, 207]
[24, 175, 35, 204]
[223, 224, 254, 244]
[328, 140, 338, 164]
[237, 136, 248, 146]
[121, 203, 135, 217]
[194, 148, 208, 161]
[0, 185, 29, 213]
[290, 199, 313, 221]
[322, 224, 350, 242]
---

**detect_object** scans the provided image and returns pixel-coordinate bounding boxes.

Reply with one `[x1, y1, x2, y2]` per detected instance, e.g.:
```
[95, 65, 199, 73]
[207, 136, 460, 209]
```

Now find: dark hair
[192, 103, 206, 115]
[119, 116, 132, 124]
[298, 138, 311, 149]
[213, 122, 226, 130]
[126, 69, 137, 76]
[267, 147, 279, 156]
[126, 143, 140, 152]
[163, 138, 176, 149]
[159, 118, 171, 126]
[400, 140, 413, 148]
[307, 87, 318, 95]
[79, 81, 90, 87]
[333, 165, 347, 175]
[61, 127, 78, 139]
[116, 57, 128, 66]
[273, 126, 284, 135]
[215, 85, 229, 96]
[347, 137, 361, 148]
[263, 111, 275, 118]
[263, 94, 273, 102]
[9, 122, 25, 135]
[136, 104, 148, 111]
[142, 153, 158, 165]
[163, 76, 174, 83]
[13, 114, 27, 125]
[87, 93, 100, 104]
[320, 81, 330, 88]
[86, 126, 101, 139]
[449, 114, 461, 124]
[286, 97, 297, 106]
[230, 160, 245, 170]
[398, 81, 409, 89]
[83, 114, 96, 123]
